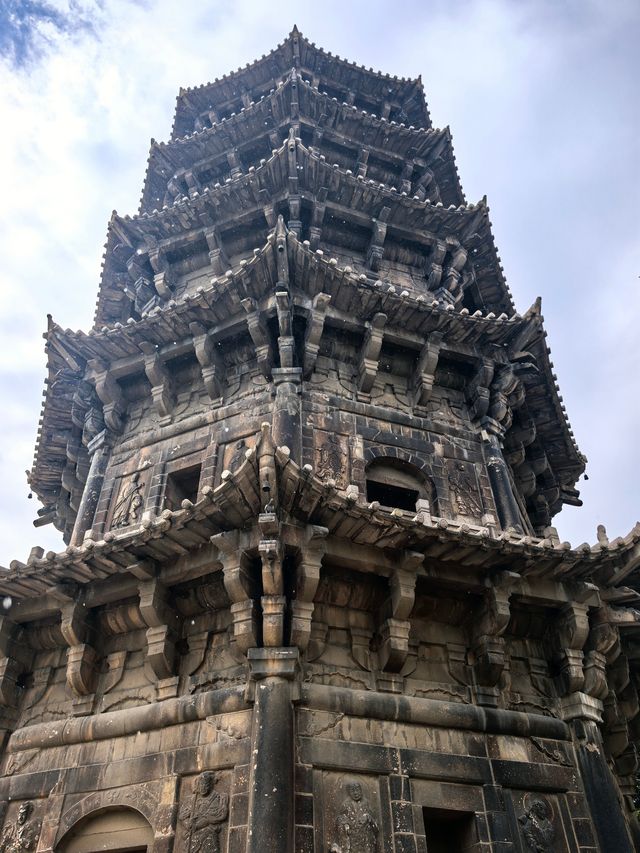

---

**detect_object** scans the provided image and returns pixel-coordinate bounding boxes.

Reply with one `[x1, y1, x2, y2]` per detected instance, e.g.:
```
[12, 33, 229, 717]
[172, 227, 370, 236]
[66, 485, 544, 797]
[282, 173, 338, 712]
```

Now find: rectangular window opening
[164, 464, 202, 510]
[366, 479, 419, 512]
[422, 807, 477, 853]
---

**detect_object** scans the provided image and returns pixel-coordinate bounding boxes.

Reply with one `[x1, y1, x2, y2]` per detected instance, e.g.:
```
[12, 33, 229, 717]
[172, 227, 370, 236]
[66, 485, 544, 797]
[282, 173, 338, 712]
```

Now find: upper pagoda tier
[140, 70, 462, 215]
[171, 27, 430, 140]
[95, 134, 508, 329]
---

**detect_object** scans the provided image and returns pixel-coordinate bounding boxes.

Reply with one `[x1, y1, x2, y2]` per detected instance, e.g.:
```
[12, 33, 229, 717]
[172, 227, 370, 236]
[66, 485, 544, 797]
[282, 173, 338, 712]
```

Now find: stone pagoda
[1, 26, 639, 853]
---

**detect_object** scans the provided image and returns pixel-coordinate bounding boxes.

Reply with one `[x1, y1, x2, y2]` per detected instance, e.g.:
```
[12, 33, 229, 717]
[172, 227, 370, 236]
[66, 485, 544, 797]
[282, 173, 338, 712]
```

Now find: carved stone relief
[446, 460, 483, 519]
[324, 776, 381, 853]
[0, 801, 40, 852]
[110, 471, 146, 529]
[518, 796, 556, 852]
[315, 431, 349, 489]
[220, 433, 257, 476]
[178, 771, 229, 853]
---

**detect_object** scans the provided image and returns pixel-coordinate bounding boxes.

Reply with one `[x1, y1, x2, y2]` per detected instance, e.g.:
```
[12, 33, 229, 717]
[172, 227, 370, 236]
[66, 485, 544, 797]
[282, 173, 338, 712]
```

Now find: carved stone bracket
[290, 525, 328, 652]
[357, 312, 386, 394]
[378, 553, 420, 672]
[138, 578, 179, 680]
[204, 226, 231, 275]
[303, 293, 331, 378]
[241, 298, 273, 378]
[60, 595, 98, 701]
[366, 206, 390, 271]
[86, 359, 125, 434]
[412, 332, 442, 407]
[549, 602, 590, 696]
[140, 342, 175, 417]
[213, 530, 259, 655]
[470, 571, 519, 688]
[190, 322, 223, 401]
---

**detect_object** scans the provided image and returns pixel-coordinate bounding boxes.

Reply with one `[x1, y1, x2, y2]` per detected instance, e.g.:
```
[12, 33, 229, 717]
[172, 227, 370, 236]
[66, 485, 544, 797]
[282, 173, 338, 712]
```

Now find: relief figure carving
[0, 802, 40, 852]
[111, 471, 144, 528]
[518, 798, 555, 852]
[316, 432, 347, 489]
[330, 780, 379, 853]
[447, 461, 483, 517]
[179, 771, 228, 853]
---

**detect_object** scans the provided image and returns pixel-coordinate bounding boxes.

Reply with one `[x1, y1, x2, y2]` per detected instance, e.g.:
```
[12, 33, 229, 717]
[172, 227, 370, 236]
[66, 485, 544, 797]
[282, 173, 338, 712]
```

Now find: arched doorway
[56, 807, 154, 853]
[365, 457, 437, 513]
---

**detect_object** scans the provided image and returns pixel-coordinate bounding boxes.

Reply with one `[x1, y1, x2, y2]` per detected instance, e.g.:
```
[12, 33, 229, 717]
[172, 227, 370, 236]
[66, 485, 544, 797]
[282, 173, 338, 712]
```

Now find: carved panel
[175, 771, 231, 853]
[314, 431, 350, 489]
[446, 459, 483, 521]
[107, 471, 148, 530]
[220, 433, 258, 476]
[316, 773, 382, 853]
[0, 800, 41, 852]
[510, 792, 570, 852]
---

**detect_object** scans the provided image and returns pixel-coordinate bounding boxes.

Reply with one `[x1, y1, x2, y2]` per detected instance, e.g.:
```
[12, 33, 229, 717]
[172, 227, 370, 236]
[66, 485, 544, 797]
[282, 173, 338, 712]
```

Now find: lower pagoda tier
[1, 429, 640, 852]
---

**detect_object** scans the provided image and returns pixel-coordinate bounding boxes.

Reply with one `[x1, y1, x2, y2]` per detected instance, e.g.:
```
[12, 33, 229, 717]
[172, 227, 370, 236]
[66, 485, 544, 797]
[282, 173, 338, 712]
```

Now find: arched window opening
[365, 458, 435, 513]
[57, 808, 153, 853]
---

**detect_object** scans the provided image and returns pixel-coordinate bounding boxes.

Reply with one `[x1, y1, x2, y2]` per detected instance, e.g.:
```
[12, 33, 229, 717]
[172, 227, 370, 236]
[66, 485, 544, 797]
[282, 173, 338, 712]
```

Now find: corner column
[481, 420, 523, 533]
[70, 429, 111, 546]
[246, 647, 299, 853]
[272, 368, 302, 462]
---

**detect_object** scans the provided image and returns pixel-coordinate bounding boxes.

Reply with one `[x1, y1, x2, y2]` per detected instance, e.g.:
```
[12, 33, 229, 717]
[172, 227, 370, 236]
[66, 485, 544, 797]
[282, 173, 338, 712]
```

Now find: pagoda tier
[31, 220, 582, 545]
[141, 69, 462, 215]
[95, 134, 509, 328]
[171, 26, 430, 140]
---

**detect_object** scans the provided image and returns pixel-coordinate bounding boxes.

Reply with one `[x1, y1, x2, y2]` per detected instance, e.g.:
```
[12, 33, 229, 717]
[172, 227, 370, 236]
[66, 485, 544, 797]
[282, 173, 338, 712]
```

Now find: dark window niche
[164, 464, 202, 510]
[366, 479, 419, 512]
[422, 808, 477, 853]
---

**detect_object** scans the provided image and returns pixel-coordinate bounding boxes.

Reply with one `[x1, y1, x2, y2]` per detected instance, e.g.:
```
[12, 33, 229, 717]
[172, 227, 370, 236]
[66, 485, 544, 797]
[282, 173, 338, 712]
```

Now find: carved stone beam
[138, 578, 179, 680]
[258, 422, 278, 512]
[378, 552, 421, 672]
[139, 341, 175, 417]
[470, 571, 520, 688]
[290, 525, 328, 652]
[303, 293, 331, 378]
[549, 602, 591, 696]
[426, 240, 447, 289]
[212, 530, 259, 655]
[414, 167, 439, 203]
[147, 245, 175, 299]
[189, 321, 224, 401]
[412, 332, 442, 407]
[286, 130, 302, 235]
[60, 596, 98, 700]
[466, 358, 495, 422]
[241, 298, 273, 378]
[366, 206, 390, 271]
[357, 312, 387, 394]
[309, 187, 328, 249]
[203, 226, 231, 276]
[86, 359, 125, 434]
[275, 290, 294, 369]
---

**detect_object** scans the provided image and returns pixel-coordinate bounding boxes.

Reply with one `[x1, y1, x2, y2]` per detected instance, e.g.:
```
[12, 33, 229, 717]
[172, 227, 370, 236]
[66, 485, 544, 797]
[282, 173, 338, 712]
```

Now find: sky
[0, 0, 637, 564]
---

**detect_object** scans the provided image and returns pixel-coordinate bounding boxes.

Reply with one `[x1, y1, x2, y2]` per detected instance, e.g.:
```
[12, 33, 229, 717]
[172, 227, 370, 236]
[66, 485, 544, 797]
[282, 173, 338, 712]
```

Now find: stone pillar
[70, 430, 110, 545]
[570, 716, 634, 853]
[272, 368, 302, 462]
[481, 422, 523, 533]
[246, 648, 298, 853]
